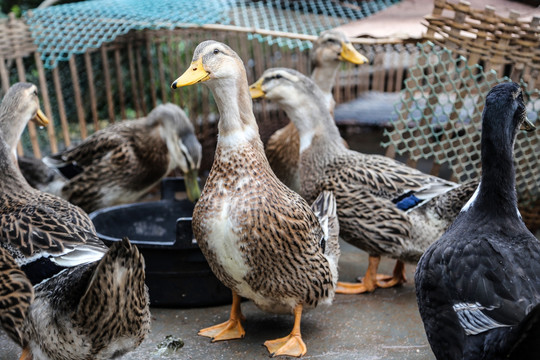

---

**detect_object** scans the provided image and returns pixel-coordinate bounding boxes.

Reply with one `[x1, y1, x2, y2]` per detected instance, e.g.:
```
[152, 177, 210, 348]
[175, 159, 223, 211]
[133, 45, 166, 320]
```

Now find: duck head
[171, 41, 245, 91]
[311, 29, 368, 67]
[483, 83, 535, 142]
[0, 82, 49, 163]
[148, 103, 202, 202]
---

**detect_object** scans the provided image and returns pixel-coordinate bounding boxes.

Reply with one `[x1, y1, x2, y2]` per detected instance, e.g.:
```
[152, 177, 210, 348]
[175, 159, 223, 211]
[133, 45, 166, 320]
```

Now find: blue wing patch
[394, 194, 421, 211]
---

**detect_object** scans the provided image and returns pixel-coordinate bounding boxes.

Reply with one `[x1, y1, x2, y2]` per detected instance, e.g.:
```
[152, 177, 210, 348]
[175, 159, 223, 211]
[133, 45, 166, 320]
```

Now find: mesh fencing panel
[24, 0, 401, 69]
[382, 41, 539, 205]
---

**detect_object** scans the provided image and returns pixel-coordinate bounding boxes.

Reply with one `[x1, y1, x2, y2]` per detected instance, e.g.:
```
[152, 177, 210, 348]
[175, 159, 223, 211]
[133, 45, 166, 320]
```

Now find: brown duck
[250, 68, 478, 294]
[171, 41, 340, 358]
[43, 103, 202, 213]
[0, 82, 150, 360]
[265, 29, 368, 192]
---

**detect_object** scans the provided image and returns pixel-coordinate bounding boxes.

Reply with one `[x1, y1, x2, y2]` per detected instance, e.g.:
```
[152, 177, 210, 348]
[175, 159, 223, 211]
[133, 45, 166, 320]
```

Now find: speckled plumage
[0, 246, 33, 347]
[44, 103, 201, 213]
[194, 136, 338, 313]
[0, 83, 150, 360]
[251, 68, 478, 292]
[415, 82, 540, 360]
[185, 40, 339, 314]
[265, 30, 366, 192]
[172, 40, 339, 357]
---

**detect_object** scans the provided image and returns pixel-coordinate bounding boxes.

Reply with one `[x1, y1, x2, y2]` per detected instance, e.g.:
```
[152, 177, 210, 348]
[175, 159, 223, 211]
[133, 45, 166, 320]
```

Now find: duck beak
[249, 78, 265, 99]
[339, 42, 368, 65]
[521, 116, 536, 132]
[183, 169, 201, 203]
[32, 109, 49, 126]
[171, 57, 210, 89]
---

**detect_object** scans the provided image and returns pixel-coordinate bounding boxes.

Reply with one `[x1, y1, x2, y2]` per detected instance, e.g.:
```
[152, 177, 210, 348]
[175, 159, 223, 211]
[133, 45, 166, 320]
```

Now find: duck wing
[0, 188, 107, 279]
[43, 125, 129, 178]
[417, 229, 540, 356]
[0, 246, 34, 346]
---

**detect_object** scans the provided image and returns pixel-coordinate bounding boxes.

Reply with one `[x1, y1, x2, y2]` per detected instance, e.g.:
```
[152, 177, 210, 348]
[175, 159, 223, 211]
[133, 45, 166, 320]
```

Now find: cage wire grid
[382, 41, 540, 205]
[24, 0, 402, 69]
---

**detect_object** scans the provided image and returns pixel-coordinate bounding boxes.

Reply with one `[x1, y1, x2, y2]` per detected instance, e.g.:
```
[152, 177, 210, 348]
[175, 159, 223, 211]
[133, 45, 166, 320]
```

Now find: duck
[171, 40, 340, 358]
[17, 155, 66, 195]
[415, 82, 540, 360]
[43, 102, 202, 213]
[265, 29, 367, 192]
[249, 68, 478, 293]
[0, 82, 150, 360]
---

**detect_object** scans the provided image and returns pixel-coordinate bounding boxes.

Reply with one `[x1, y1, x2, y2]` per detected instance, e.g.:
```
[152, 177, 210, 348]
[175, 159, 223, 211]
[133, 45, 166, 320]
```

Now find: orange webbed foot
[264, 333, 307, 357]
[198, 318, 245, 341]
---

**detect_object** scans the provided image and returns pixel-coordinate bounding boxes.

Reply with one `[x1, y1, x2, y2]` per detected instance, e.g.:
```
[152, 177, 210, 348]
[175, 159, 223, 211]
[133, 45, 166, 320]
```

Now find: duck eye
[275, 74, 282, 79]
[213, 48, 220, 55]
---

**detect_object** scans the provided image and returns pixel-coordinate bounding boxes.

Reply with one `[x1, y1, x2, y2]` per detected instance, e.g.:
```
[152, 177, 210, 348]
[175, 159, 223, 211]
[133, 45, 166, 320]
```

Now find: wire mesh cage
[382, 41, 539, 230]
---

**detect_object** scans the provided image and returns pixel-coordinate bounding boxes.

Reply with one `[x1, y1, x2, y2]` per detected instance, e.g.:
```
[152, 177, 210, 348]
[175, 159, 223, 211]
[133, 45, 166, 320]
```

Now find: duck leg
[19, 347, 31, 360]
[336, 255, 391, 294]
[198, 291, 246, 341]
[377, 260, 407, 288]
[264, 304, 307, 357]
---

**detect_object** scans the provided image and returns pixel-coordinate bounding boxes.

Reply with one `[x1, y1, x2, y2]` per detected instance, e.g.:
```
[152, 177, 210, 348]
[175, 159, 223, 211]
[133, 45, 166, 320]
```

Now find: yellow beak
[32, 109, 49, 126]
[249, 78, 265, 99]
[171, 57, 210, 89]
[339, 42, 368, 65]
[521, 117, 536, 132]
[183, 169, 201, 203]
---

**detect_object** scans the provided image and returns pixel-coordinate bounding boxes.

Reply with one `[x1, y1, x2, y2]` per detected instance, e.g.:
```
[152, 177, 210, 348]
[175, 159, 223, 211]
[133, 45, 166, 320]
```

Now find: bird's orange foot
[357, 273, 393, 282]
[264, 333, 307, 357]
[198, 318, 245, 341]
[377, 260, 407, 288]
[336, 280, 375, 294]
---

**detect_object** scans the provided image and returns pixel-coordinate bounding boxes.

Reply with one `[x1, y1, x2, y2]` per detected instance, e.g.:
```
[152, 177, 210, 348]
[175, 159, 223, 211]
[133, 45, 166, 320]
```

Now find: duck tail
[0, 247, 34, 347]
[311, 191, 340, 274]
[76, 237, 150, 350]
[507, 303, 540, 359]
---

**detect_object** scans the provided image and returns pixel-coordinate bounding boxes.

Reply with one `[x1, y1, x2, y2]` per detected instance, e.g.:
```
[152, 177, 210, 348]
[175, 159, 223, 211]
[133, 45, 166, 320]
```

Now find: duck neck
[475, 117, 519, 217]
[0, 116, 27, 164]
[311, 62, 339, 95]
[208, 75, 264, 153]
[279, 93, 342, 154]
[0, 137, 28, 191]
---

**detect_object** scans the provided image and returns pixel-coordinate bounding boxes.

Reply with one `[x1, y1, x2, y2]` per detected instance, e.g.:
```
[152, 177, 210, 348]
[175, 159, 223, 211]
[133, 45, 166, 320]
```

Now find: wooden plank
[35, 52, 58, 154]
[156, 38, 168, 103]
[0, 56, 9, 93]
[166, 33, 179, 105]
[146, 36, 157, 109]
[135, 40, 147, 114]
[101, 47, 115, 123]
[68, 56, 87, 139]
[114, 49, 126, 120]
[127, 43, 142, 117]
[52, 66, 71, 148]
[84, 52, 99, 131]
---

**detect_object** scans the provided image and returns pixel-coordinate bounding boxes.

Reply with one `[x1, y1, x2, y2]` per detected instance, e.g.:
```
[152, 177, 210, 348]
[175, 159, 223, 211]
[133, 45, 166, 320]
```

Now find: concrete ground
[0, 241, 435, 360]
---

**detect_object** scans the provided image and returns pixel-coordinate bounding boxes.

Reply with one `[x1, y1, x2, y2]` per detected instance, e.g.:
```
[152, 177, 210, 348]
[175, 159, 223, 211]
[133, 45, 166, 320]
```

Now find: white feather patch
[219, 126, 258, 148]
[460, 182, 481, 213]
[51, 247, 106, 267]
[453, 302, 510, 335]
[299, 130, 315, 153]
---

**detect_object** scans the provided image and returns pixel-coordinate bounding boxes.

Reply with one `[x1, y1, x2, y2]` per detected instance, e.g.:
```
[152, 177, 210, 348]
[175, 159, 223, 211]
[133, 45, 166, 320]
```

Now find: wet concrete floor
[0, 240, 435, 360]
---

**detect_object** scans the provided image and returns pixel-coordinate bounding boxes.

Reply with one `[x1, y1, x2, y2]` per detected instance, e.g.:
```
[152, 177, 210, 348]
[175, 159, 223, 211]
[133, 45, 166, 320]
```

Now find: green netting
[24, 0, 401, 69]
[382, 41, 540, 205]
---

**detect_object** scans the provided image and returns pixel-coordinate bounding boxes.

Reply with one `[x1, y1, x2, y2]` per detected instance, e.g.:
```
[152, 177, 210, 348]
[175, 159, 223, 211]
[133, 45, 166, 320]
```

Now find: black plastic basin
[89, 178, 231, 308]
